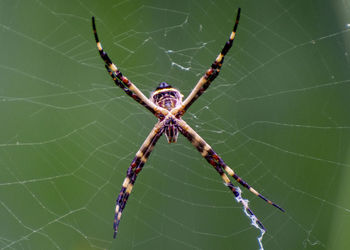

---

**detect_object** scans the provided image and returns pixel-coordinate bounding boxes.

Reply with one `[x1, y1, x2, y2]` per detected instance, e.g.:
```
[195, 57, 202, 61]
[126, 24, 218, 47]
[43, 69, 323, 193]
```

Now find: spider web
[1, 0, 350, 249]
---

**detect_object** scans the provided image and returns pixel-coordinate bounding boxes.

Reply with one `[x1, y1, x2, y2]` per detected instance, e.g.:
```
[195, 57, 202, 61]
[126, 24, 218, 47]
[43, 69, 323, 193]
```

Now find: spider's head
[151, 82, 183, 111]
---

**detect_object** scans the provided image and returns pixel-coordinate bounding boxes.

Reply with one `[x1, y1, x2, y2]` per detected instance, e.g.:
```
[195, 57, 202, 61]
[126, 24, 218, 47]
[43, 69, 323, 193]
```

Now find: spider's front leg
[92, 17, 168, 118]
[104, 66, 160, 116]
[174, 8, 241, 117]
[177, 119, 284, 229]
[113, 122, 164, 238]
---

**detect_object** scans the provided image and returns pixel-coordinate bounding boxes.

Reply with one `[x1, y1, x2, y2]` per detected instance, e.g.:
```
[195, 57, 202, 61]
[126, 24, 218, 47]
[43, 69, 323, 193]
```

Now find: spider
[92, 8, 284, 238]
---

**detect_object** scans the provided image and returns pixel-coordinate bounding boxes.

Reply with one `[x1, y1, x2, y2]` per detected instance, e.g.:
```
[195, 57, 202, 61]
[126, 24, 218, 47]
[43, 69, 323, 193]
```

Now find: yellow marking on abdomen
[152, 88, 177, 96]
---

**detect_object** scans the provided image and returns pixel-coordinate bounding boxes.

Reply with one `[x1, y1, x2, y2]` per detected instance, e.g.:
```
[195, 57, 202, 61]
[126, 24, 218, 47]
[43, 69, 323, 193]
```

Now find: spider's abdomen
[151, 82, 183, 111]
[155, 94, 180, 110]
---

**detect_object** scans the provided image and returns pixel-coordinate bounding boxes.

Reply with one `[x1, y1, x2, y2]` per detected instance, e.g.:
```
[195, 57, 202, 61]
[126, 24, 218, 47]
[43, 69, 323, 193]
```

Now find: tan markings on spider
[92, 8, 284, 238]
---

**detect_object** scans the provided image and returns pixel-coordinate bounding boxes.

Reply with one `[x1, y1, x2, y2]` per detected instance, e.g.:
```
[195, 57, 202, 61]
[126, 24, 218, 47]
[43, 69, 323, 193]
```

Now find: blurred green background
[1, 0, 350, 249]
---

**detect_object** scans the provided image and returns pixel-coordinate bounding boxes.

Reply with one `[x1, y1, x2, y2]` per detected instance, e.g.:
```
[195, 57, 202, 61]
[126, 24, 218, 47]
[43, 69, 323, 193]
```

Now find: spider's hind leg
[113, 122, 164, 238]
[217, 157, 285, 212]
[203, 152, 266, 230]
[177, 119, 285, 213]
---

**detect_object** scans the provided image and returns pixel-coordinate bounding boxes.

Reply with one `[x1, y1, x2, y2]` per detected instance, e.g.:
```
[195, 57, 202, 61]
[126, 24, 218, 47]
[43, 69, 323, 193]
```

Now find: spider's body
[92, 8, 284, 238]
[151, 82, 183, 111]
[163, 116, 179, 143]
[151, 82, 183, 143]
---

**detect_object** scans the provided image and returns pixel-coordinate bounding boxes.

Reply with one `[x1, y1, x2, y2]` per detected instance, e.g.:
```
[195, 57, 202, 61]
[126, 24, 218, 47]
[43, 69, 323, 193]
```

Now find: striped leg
[176, 8, 241, 116]
[202, 151, 266, 229]
[213, 152, 284, 212]
[177, 119, 284, 213]
[113, 122, 164, 238]
[92, 17, 167, 117]
[105, 66, 159, 116]
[176, 119, 265, 229]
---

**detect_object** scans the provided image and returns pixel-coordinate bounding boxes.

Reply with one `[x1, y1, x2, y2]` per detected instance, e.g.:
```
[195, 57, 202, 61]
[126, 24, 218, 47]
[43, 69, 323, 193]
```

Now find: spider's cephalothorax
[92, 8, 284, 239]
[151, 82, 183, 111]
[164, 117, 179, 143]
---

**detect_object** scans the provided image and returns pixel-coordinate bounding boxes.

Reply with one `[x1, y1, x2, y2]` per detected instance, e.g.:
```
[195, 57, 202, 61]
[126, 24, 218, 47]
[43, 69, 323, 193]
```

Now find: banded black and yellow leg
[104, 66, 159, 117]
[213, 154, 285, 212]
[115, 129, 162, 231]
[177, 119, 266, 229]
[177, 119, 284, 213]
[92, 17, 168, 117]
[113, 122, 164, 238]
[175, 8, 241, 117]
[204, 154, 266, 230]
